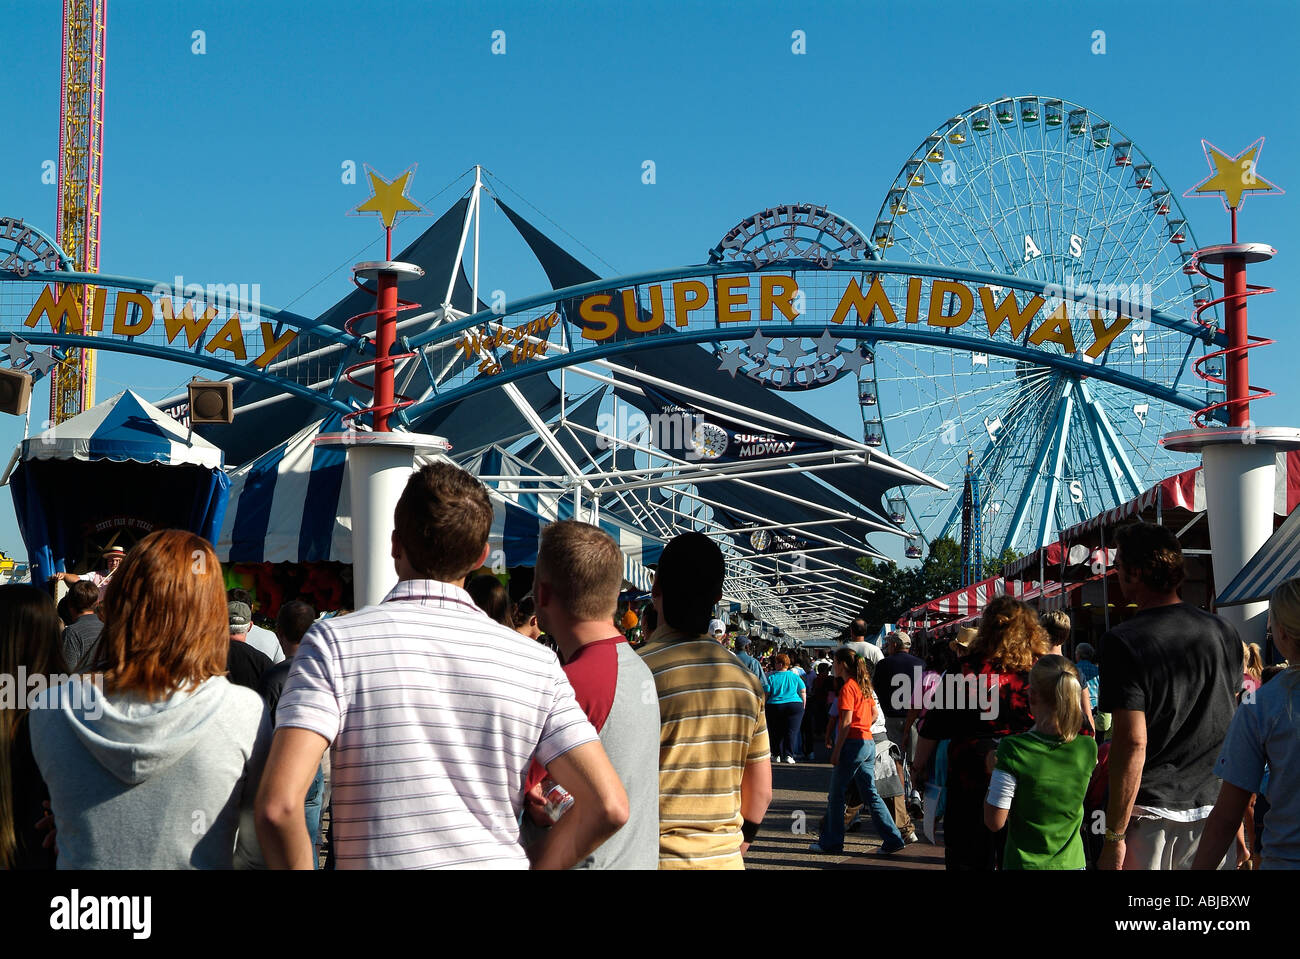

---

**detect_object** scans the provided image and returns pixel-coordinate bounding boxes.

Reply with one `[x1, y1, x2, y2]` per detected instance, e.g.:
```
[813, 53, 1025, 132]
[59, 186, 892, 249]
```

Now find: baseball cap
[228, 601, 252, 629]
[734, 636, 752, 649]
[708, 618, 727, 638]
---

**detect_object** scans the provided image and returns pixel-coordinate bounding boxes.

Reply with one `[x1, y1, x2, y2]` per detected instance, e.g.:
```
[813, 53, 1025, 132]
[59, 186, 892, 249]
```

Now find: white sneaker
[784, 756, 797, 765]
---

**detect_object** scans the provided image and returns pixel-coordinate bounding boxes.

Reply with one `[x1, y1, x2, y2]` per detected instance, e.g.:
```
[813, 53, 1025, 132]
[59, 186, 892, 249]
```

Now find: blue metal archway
[398, 258, 1221, 421]
[0, 268, 371, 417]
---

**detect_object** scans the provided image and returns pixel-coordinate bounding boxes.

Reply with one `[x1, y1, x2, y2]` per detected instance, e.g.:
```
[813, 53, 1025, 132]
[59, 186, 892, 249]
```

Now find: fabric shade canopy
[14, 389, 224, 470]
[8, 391, 229, 583]
[1217, 504, 1300, 607]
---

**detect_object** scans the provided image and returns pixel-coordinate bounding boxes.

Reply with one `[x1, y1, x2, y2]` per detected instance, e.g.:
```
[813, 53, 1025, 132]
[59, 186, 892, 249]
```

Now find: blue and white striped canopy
[19, 390, 223, 469]
[216, 417, 659, 589]
[1217, 504, 1300, 607]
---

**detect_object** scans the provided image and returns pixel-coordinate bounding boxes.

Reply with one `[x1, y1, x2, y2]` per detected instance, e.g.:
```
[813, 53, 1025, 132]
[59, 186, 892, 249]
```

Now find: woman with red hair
[30, 530, 271, 869]
[911, 596, 1047, 870]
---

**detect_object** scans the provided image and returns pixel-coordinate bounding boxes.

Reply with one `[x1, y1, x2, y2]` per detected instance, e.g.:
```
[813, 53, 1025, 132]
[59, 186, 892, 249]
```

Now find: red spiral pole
[342, 267, 420, 431]
[1189, 246, 1275, 429]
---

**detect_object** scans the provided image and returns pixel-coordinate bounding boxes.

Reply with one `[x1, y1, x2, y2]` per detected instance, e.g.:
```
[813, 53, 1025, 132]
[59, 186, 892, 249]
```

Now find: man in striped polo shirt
[255, 463, 629, 869]
[639, 532, 772, 869]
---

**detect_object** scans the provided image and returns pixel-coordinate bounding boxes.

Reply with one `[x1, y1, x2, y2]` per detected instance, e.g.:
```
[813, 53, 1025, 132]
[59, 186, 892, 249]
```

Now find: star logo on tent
[1185, 138, 1283, 211]
[351, 165, 425, 229]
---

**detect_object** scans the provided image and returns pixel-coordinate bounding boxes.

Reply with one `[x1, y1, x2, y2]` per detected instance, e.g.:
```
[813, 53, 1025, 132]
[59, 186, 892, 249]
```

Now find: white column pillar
[1199, 442, 1277, 642]
[1164, 426, 1300, 645]
[316, 431, 450, 609]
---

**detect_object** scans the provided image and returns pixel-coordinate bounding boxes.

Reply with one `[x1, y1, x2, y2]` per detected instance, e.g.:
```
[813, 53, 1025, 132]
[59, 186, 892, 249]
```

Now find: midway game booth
[4, 390, 229, 584]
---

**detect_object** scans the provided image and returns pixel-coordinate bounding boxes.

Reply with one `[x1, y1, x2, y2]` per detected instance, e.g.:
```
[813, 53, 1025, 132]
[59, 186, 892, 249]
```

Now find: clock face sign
[749, 529, 772, 552]
[689, 422, 729, 461]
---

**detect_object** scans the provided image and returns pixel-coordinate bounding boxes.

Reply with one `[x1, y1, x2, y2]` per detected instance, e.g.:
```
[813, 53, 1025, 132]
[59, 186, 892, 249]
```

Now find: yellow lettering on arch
[204, 314, 247, 361]
[24, 285, 84, 333]
[716, 277, 751, 323]
[159, 297, 217, 348]
[671, 280, 709, 327]
[760, 275, 799, 321]
[1027, 304, 1077, 353]
[254, 323, 297, 369]
[112, 292, 154, 336]
[579, 294, 618, 341]
[980, 288, 1045, 339]
[1085, 311, 1131, 358]
[830, 276, 898, 325]
[927, 280, 974, 329]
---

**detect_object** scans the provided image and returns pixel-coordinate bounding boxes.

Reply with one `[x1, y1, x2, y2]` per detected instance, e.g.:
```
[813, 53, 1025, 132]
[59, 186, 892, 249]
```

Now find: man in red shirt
[523, 521, 661, 869]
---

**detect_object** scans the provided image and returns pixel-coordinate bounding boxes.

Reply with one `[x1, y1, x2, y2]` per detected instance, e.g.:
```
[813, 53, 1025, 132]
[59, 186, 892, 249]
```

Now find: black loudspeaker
[188, 380, 234, 424]
[0, 368, 33, 416]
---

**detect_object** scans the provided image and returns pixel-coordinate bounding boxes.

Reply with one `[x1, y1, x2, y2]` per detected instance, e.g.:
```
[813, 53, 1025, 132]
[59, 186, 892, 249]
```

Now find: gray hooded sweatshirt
[29, 674, 271, 869]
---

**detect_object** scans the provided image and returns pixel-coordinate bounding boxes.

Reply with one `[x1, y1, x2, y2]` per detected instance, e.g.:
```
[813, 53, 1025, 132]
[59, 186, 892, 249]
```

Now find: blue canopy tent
[5, 391, 230, 583]
[217, 416, 659, 591]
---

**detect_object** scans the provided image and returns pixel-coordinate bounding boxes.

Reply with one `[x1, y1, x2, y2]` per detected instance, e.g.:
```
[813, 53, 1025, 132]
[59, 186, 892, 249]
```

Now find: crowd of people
[0, 463, 1295, 872]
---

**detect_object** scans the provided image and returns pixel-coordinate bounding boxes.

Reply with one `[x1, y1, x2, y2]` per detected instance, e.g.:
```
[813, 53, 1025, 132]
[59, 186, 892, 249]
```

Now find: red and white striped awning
[1059, 466, 1201, 540]
[1004, 453, 1300, 580]
[1060, 451, 1300, 542]
[1004, 542, 1061, 579]
[899, 576, 1032, 626]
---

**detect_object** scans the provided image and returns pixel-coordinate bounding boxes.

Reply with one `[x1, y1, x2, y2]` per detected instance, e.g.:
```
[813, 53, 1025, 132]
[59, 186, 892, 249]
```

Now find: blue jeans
[821, 738, 904, 852]
[305, 765, 324, 871]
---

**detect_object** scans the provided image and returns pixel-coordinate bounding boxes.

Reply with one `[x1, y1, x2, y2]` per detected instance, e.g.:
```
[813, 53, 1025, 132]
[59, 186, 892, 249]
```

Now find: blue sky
[1, 0, 1297, 561]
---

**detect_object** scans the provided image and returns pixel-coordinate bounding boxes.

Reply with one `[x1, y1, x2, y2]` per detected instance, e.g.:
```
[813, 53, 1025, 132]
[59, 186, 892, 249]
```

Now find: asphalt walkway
[747, 759, 944, 871]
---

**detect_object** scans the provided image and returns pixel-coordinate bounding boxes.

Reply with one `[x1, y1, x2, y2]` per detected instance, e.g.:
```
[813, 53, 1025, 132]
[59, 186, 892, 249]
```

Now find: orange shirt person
[808, 648, 906, 857]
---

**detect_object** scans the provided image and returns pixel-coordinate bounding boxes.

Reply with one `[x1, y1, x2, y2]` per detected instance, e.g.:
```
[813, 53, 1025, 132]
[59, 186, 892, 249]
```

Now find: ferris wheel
[862, 95, 1218, 557]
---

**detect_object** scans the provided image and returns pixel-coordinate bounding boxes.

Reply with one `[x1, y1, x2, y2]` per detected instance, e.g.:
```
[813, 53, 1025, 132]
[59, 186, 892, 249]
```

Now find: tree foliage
[853, 537, 963, 633]
[850, 540, 1025, 634]
[983, 547, 1022, 579]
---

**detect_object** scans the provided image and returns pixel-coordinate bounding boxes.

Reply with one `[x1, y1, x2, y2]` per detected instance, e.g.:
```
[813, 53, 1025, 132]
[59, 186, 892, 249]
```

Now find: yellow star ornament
[1186, 139, 1283, 211]
[352, 165, 424, 229]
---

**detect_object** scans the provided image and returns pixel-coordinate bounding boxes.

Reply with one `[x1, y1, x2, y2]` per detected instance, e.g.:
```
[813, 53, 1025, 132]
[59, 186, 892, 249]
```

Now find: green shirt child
[987, 730, 1097, 869]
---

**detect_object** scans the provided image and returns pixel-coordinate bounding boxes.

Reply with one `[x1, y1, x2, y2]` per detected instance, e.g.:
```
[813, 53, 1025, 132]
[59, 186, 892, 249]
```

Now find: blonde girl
[983, 654, 1098, 869]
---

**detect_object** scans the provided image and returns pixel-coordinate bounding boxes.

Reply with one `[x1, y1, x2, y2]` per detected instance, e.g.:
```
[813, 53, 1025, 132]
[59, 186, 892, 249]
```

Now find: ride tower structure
[960, 450, 983, 587]
[51, 0, 107, 424]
